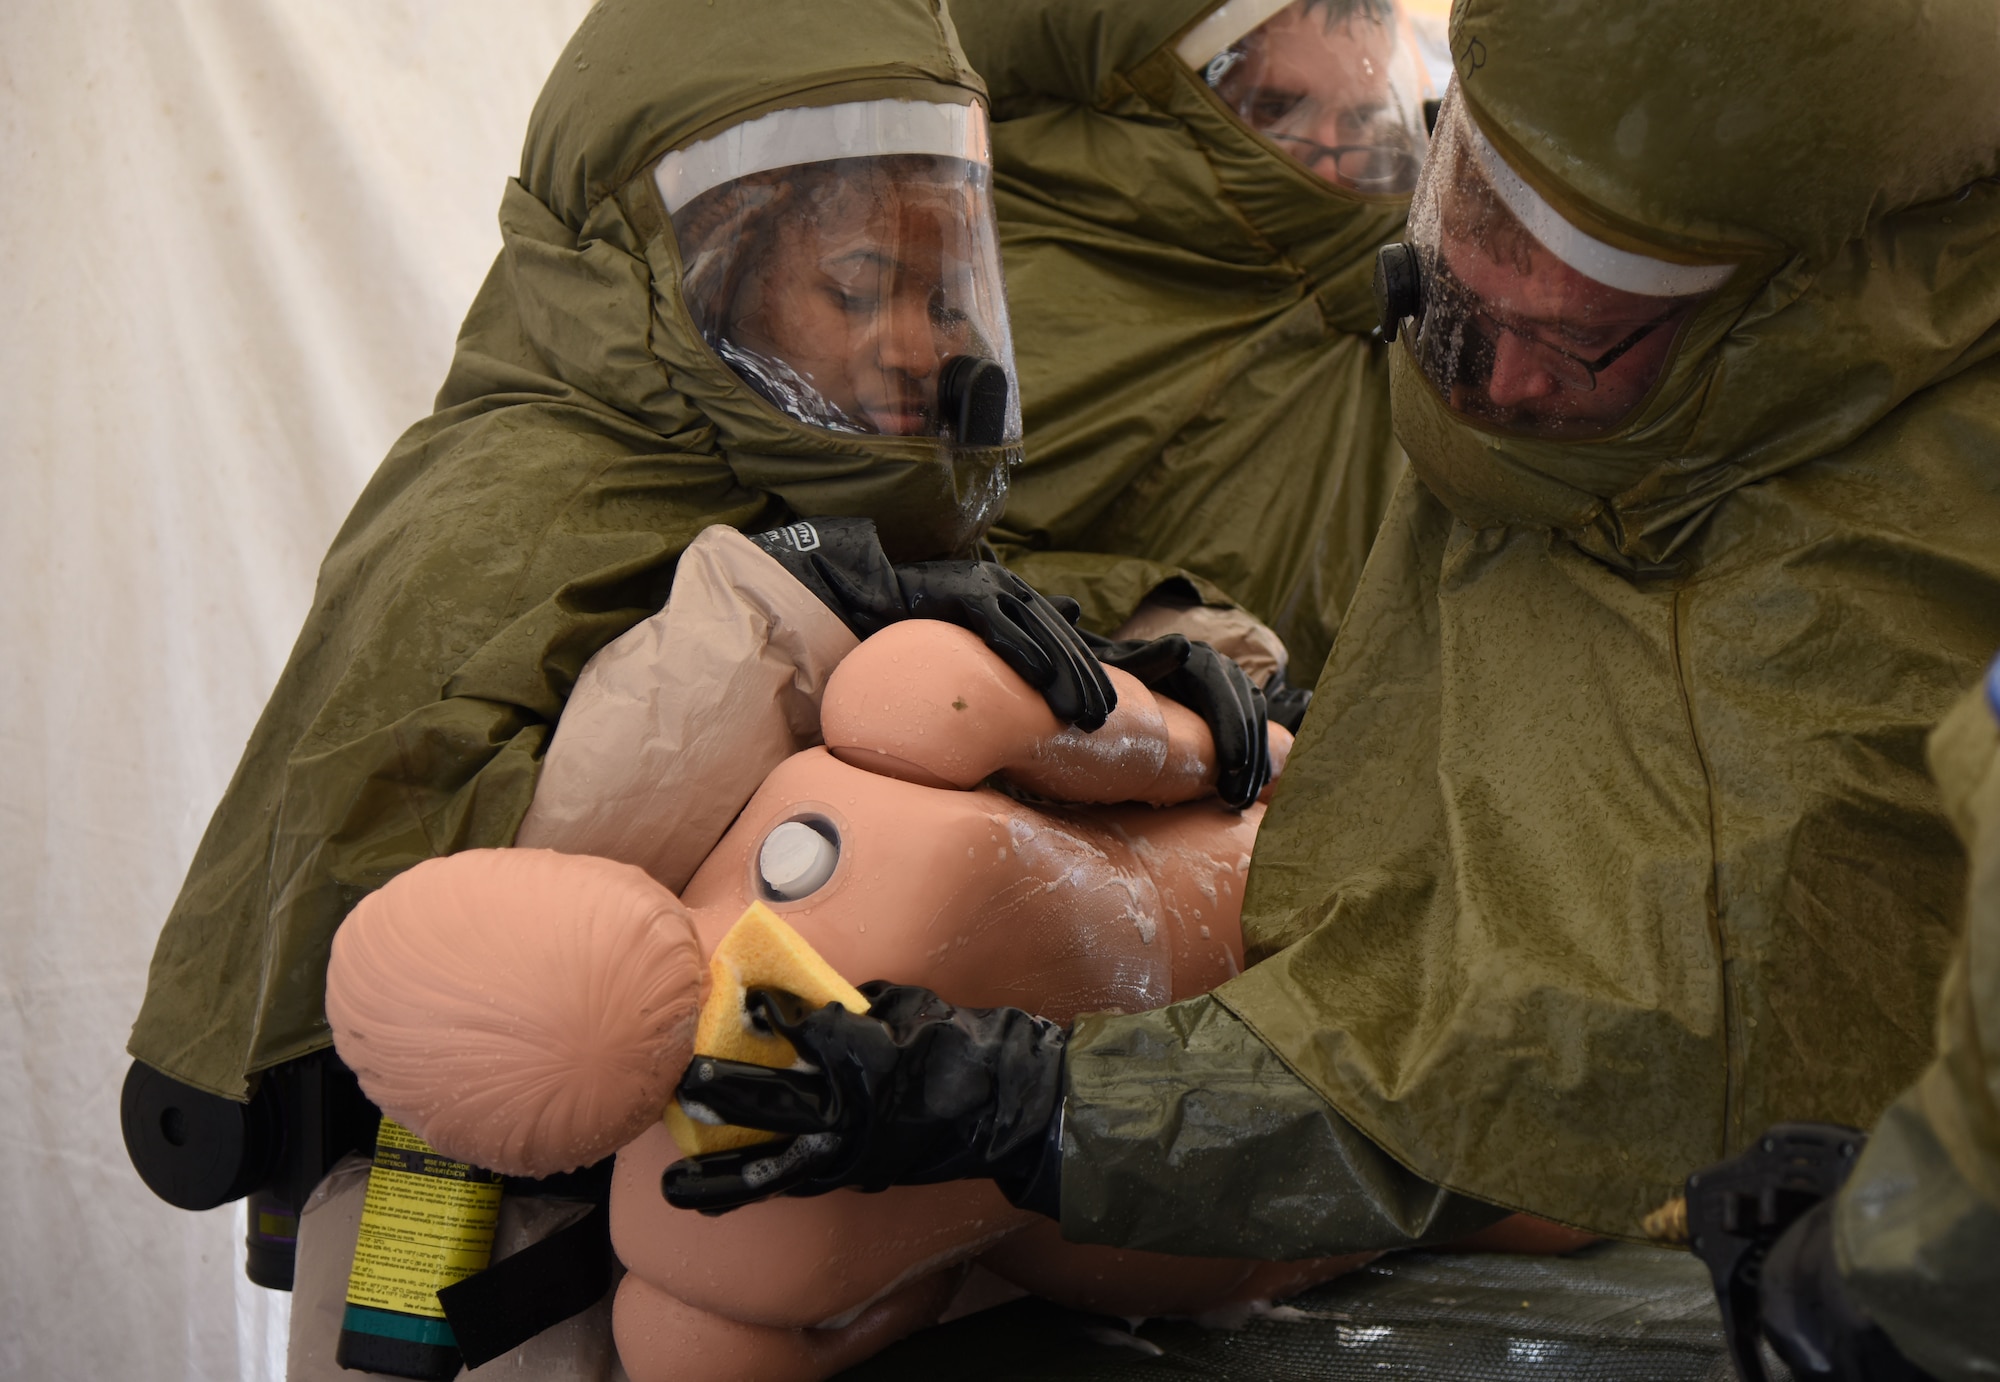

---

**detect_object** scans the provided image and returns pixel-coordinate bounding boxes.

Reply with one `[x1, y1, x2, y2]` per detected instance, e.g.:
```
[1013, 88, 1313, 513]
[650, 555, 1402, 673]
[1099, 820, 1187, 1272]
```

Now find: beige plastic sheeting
[0, 3, 590, 1379]
[518, 526, 861, 893]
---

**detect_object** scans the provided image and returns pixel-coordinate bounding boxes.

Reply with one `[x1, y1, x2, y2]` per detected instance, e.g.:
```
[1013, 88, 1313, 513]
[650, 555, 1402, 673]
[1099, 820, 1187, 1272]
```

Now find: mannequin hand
[1087, 634, 1272, 808]
[750, 519, 1114, 730]
[662, 983, 1065, 1217]
[894, 563, 1114, 730]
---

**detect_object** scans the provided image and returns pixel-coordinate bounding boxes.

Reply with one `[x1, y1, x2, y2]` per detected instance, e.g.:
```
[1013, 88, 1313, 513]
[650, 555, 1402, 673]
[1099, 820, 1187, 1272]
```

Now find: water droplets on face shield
[1179, 0, 1432, 195]
[658, 100, 1023, 451]
[1397, 83, 1734, 440]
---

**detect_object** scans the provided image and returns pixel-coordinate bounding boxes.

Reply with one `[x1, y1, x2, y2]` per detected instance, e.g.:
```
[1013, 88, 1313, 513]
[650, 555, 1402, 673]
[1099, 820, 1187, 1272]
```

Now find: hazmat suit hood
[1207, 0, 2000, 1240]
[1390, 0, 2000, 564]
[956, 0, 1426, 676]
[131, 0, 1007, 1098]
[514, 0, 1014, 561]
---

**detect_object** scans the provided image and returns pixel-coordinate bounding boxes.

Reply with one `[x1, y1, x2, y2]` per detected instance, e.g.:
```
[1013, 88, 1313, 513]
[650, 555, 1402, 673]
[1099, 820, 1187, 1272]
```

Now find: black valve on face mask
[1374, 243, 1425, 343]
[938, 355, 1009, 448]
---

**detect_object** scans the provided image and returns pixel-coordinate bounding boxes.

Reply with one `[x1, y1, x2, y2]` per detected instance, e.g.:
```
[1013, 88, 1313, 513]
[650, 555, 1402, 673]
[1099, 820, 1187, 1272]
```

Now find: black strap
[436, 1200, 613, 1368]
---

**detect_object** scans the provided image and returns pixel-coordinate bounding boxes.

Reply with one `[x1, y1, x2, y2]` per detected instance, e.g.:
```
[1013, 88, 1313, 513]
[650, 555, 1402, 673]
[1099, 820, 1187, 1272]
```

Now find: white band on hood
[1175, 0, 1297, 69]
[1462, 110, 1734, 298]
[655, 99, 990, 215]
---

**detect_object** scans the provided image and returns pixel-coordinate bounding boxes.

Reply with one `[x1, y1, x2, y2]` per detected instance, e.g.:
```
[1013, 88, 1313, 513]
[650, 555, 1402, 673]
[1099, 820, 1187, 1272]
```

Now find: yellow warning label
[344, 1119, 502, 1319]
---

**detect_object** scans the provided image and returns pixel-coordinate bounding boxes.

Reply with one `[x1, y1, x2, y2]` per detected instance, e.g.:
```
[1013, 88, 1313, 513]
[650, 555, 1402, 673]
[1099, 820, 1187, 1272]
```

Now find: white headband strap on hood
[655, 98, 990, 216]
[1175, 0, 1297, 69]
[1461, 108, 1734, 298]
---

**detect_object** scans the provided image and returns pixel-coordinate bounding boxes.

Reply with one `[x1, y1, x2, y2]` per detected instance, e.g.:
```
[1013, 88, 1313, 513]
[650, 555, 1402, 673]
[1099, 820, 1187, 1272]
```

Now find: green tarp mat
[841, 1244, 1746, 1381]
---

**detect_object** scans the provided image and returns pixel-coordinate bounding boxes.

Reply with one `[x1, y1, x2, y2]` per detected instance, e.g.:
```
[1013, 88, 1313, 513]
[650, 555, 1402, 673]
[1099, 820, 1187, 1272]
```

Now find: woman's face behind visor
[662, 102, 1021, 445]
[1399, 87, 1733, 439]
[1184, 0, 1430, 195]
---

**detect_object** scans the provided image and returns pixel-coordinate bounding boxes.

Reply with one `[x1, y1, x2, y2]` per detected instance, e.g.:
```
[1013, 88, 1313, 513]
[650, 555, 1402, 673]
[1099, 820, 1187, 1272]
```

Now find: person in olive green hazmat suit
[952, 0, 1434, 685]
[660, 0, 2000, 1322]
[1690, 659, 2000, 1381]
[1056, 0, 2000, 1255]
[123, 0, 1129, 1110]
[1828, 658, 2000, 1380]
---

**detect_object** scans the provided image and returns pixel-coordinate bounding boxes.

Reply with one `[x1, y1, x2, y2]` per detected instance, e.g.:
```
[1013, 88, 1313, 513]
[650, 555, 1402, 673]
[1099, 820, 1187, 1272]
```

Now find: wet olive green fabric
[1060, 994, 1504, 1257]
[1837, 665, 2000, 1381]
[956, 0, 1412, 675]
[1452, 0, 2000, 267]
[1169, 0, 2000, 1244]
[129, 0, 1005, 1100]
[1392, 0, 2000, 557]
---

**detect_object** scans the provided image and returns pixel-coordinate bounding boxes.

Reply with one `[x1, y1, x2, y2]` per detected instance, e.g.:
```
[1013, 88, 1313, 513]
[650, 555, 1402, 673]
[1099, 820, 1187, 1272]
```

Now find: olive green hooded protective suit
[954, 0, 1413, 677]
[1837, 660, 2000, 1381]
[1055, 0, 2000, 1250]
[130, 0, 1007, 1100]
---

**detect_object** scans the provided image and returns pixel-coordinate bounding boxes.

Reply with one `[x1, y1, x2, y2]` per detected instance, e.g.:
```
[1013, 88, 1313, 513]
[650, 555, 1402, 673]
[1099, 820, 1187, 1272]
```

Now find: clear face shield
[658, 100, 1022, 447]
[1178, 0, 1432, 195]
[1375, 86, 1735, 439]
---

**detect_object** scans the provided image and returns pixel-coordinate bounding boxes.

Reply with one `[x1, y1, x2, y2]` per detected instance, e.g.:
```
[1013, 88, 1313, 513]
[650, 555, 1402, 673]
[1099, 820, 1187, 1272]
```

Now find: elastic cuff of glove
[998, 1099, 1064, 1221]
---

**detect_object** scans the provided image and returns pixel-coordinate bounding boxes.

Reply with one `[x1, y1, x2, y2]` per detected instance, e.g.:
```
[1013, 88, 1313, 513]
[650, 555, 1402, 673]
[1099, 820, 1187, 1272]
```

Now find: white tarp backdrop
[1, 3, 592, 1377]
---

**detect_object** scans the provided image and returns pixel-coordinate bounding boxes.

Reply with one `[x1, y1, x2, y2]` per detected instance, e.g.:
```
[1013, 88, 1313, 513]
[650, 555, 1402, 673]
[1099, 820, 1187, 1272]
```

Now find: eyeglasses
[1266, 133, 1422, 193]
[1418, 262, 1685, 396]
[1469, 300, 1681, 391]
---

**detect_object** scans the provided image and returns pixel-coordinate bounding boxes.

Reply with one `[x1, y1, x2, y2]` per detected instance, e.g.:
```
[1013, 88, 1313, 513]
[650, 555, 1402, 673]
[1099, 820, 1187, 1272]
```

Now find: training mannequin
[324, 527, 1345, 1381]
[321, 527, 1581, 1381]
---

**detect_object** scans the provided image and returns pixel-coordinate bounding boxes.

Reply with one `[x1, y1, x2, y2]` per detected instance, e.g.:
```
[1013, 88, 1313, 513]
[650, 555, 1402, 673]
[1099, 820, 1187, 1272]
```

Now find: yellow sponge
[663, 901, 869, 1155]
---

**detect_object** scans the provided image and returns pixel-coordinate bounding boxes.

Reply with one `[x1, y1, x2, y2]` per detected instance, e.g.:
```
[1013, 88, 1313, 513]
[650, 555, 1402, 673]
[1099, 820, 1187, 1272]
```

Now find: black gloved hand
[1687, 1122, 1936, 1382]
[662, 983, 1066, 1218]
[1759, 1200, 1936, 1382]
[749, 518, 906, 636]
[1262, 668, 1312, 734]
[895, 563, 1113, 730]
[750, 518, 1113, 730]
[1086, 633, 1271, 808]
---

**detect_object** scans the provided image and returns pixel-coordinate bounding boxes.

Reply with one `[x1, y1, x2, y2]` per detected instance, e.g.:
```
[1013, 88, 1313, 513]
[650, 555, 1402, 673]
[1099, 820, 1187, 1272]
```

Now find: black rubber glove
[662, 984, 1066, 1218]
[1689, 1123, 1937, 1382]
[1759, 1200, 1937, 1382]
[896, 563, 1112, 730]
[750, 518, 1113, 730]
[1263, 668, 1312, 734]
[1085, 632, 1271, 808]
[749, 517, 906, 635]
